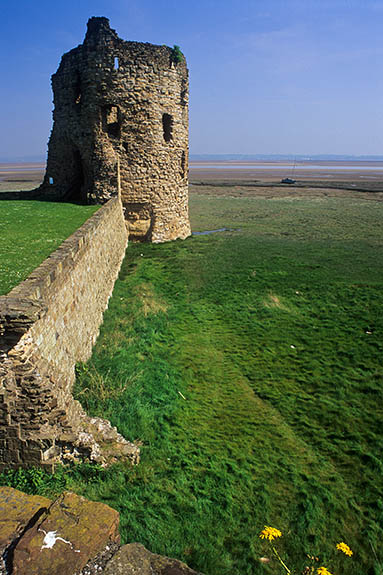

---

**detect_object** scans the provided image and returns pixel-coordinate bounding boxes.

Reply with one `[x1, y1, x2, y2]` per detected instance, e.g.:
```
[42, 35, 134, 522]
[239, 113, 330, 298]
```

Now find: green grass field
[2, 190, 382, 574]
[0, 200, 99, 295]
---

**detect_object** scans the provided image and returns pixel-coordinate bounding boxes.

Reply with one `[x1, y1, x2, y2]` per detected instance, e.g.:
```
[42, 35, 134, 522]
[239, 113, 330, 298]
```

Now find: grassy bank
[0, 201, 99, 294]
[2, 192, 383, 574]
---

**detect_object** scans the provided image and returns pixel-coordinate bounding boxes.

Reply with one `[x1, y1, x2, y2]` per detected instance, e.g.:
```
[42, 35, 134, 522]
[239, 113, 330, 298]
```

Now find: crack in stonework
[2, 507, 48, 575]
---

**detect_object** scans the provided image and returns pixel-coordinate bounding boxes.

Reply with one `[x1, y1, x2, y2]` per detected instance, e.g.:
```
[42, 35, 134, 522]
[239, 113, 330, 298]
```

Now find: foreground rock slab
[12, 491, 120, 575]
[0, 486, 51, 573]
[0, 487, 202, 575]
[103, 543, 202, 575]
[0, 486, 50, 552]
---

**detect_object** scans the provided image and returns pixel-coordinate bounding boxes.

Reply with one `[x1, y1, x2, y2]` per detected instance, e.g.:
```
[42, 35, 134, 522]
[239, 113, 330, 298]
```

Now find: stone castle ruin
[0, 18, 191, 469]
[39, 16, 191, 243]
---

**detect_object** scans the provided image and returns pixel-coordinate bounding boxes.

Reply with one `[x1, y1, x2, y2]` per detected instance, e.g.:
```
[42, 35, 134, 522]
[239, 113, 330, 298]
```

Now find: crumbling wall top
[40, 16, 190, 243]
[84, 16, 119, 46]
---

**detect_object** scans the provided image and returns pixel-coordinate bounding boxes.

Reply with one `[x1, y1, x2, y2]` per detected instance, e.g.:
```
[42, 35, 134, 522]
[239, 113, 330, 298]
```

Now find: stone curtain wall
[0, 198, 139, 469]
[39, 17, 191, 243]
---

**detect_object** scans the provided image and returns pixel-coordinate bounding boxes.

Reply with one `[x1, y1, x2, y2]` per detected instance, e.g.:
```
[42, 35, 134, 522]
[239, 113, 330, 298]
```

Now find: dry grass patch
[263, 292, 291, 312]
[100, 330, 134, 352]
[134, 282, 168, 316]
[75, 366, 127, 401]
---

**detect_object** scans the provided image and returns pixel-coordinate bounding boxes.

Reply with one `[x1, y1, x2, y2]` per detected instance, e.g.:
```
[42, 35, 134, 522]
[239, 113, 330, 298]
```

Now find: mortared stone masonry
[0, 199, 139, 469]
[39, 17, 191, 243]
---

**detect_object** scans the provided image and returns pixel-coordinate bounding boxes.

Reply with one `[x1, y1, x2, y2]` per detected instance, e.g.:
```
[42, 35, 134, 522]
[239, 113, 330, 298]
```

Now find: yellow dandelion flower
[336, 542, 353, 557]
[317, 567, 334, 575]
[259, 526, 282, 541]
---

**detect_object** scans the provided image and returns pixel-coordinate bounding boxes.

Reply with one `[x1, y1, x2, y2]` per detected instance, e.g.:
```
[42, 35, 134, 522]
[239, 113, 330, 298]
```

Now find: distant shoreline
[1, 161, 383, 190]
[190, 160, 383, 168]
[2, 159, 383, 169]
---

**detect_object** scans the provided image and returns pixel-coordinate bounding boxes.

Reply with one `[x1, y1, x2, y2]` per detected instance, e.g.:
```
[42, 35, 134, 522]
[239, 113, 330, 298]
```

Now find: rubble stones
[78, 541, 120, 575]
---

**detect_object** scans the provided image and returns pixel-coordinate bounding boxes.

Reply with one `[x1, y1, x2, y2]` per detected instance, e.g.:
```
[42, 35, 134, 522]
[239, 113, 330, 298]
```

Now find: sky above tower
[1, 0, 382, 159]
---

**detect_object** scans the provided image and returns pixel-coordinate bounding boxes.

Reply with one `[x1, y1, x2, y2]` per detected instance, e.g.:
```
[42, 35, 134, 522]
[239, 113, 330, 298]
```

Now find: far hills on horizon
[1, 154, 383, 164]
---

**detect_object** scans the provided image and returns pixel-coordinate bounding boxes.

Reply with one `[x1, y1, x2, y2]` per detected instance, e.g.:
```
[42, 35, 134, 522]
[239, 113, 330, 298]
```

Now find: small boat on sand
[281, 159, 297, 184]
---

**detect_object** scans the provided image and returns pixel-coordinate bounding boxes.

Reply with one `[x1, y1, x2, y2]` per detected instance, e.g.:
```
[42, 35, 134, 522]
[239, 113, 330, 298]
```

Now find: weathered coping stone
[103, 543, 202, 575]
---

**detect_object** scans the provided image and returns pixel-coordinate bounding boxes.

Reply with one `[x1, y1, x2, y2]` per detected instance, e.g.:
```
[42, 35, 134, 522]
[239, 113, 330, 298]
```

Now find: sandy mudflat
[0, 162, 46, 170]
[189, 160, 383, 183]
[0, 163, 45, 191]
[1, 161, 383, 193]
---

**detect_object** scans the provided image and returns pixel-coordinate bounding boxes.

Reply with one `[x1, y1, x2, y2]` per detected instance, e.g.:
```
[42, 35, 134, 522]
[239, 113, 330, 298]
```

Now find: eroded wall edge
[0, 197, 139, 469]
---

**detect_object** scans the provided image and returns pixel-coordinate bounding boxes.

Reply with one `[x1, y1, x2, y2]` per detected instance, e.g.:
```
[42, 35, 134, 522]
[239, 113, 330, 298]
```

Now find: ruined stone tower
[39, 17, 191, 243]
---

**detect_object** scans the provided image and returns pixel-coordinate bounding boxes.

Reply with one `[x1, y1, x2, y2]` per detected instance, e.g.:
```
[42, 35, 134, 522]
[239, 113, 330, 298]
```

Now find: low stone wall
[0, 197, 139, 469]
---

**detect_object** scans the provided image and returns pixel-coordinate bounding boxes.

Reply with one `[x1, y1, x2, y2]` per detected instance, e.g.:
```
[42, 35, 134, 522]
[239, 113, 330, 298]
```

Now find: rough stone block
[0, 486, 51, 557]
[12, 491, 120, 575]
[103, 543, 202, 575]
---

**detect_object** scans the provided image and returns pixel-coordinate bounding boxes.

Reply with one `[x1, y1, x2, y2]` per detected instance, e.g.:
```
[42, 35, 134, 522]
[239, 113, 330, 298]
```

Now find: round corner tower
[40, 17, 191, 243]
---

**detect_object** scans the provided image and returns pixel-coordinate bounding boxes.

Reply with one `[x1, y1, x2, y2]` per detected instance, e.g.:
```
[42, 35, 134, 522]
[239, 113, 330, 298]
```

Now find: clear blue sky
[1, 0, 382, 159]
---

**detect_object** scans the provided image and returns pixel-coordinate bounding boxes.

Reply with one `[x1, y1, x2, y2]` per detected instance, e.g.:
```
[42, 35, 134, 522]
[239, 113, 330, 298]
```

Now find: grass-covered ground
[2, 189, 383, 574]
[0, 200, 99, 294]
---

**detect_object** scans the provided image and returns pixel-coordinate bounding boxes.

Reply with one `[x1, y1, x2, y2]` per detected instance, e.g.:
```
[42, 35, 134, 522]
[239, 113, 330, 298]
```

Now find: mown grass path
[71, 194, 383, 574]
[3, 193, 383, 574]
